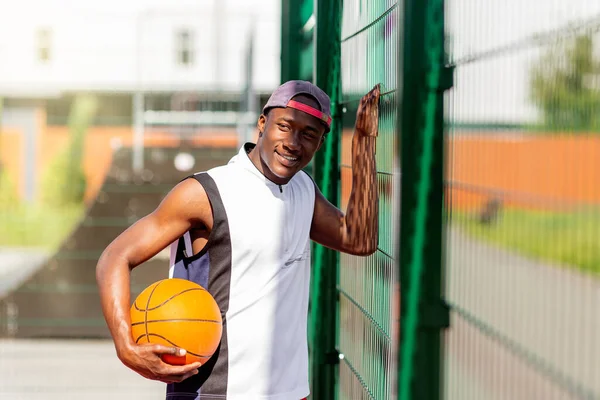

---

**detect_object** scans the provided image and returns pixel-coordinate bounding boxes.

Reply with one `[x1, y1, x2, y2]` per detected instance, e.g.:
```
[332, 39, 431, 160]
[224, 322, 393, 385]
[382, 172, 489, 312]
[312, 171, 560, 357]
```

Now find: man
[96, 80, 380, 399]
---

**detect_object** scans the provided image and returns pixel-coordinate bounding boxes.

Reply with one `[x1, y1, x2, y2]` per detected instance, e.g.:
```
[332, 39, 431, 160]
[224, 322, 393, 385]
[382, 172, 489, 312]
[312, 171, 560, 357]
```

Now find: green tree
[41, 94, 97, 207]
[0, 96, 19, 209]
[530, 34, 600, 131]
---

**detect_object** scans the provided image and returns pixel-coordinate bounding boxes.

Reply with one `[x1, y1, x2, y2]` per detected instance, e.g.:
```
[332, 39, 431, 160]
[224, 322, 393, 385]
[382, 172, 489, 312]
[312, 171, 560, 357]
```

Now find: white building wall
[0, 0, 281, 96]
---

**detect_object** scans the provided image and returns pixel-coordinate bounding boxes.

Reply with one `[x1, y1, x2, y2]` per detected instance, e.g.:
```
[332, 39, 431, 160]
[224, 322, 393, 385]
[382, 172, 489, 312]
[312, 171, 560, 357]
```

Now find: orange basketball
[130, 278, 223, 365]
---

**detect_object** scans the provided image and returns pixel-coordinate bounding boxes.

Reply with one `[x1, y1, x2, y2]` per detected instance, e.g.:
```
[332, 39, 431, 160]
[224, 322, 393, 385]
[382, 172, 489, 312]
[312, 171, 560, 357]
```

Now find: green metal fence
[281, 0, 416, 399]
[398, 0, 450, 398]
[285, 0, 600, 398]
[281, 2, 341, 399]
[443, 1, 600, 399]
[338, 1, 400, 399]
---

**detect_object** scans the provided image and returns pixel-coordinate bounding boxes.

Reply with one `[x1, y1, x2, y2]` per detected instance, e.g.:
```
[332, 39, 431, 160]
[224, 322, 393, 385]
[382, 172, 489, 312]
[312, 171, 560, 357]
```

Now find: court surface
[0, 338, 165, 399]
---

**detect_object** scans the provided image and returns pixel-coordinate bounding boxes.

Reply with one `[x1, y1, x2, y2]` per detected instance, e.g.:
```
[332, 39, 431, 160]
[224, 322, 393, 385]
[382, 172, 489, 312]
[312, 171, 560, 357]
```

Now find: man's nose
[283, 131, 301, 152]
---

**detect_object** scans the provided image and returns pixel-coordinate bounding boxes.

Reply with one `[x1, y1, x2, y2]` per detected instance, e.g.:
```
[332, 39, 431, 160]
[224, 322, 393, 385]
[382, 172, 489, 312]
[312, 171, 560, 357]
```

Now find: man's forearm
[96, 249, 135, 357]
[344, 133, 379, 255]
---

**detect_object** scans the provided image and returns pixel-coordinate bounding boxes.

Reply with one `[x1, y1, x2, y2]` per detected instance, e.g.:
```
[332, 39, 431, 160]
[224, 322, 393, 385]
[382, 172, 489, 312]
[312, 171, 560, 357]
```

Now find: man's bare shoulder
[155, 175, 213, 227]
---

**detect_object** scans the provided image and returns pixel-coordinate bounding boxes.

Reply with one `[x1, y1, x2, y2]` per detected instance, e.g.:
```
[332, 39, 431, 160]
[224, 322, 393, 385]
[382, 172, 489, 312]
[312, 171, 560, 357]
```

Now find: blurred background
[0, 0, 279, 398]
[1, 0, 600, 399]
[443, 1, 600, 399]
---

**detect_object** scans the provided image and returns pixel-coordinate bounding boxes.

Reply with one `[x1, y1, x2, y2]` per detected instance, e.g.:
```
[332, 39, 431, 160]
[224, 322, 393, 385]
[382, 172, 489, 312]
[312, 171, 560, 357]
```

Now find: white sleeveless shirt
[168, 143, 315, 400]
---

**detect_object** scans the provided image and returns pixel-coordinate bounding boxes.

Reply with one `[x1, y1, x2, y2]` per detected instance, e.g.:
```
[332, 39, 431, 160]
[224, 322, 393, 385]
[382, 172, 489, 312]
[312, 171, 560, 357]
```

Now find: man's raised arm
[310, 84, 380, 256]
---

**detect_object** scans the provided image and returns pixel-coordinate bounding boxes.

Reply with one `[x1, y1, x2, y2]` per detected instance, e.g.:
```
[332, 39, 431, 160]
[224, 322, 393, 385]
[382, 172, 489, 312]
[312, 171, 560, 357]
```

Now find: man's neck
[247, 143, 289, 186]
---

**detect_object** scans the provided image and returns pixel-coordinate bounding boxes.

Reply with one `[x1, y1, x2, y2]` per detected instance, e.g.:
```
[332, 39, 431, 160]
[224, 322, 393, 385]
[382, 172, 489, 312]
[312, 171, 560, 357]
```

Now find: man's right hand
[96, 178, 211, 384]
[118, 343, 203, 384]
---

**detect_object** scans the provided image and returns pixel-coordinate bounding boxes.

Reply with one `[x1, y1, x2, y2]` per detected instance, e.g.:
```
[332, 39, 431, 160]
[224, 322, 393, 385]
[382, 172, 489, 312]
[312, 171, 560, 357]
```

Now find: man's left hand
[355, 84, 381, 138]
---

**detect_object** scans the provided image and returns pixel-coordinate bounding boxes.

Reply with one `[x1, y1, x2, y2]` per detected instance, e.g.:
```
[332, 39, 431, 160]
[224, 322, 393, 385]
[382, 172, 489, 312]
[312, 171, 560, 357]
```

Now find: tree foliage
[0, 97, 19, 209]
[41, 94, 97, 207]
[530, 34, 600, 131]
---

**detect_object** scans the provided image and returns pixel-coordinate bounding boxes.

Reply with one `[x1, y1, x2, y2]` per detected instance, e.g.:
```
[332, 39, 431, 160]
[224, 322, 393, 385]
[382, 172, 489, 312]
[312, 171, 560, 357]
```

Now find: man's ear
[257, 114, 267, 137]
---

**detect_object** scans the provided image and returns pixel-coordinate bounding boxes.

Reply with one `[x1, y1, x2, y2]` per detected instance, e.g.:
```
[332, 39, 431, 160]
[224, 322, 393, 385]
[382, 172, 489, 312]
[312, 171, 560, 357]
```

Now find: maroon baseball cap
[262, 80, 332, 131]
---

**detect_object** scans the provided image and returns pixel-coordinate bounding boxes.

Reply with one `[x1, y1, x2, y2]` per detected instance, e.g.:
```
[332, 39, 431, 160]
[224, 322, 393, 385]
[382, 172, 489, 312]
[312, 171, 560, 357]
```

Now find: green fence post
[281, 0, 315, 83]
[280, 0, 301, 82]
[309, 0, 342, 399]
[398, 0, 451, 398]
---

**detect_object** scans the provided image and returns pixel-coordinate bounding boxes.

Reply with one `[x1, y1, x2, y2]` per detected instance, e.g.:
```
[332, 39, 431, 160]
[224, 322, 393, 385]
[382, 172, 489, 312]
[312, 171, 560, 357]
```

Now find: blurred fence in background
[0, 1, 275, 341]
[443, 1, 600, 399]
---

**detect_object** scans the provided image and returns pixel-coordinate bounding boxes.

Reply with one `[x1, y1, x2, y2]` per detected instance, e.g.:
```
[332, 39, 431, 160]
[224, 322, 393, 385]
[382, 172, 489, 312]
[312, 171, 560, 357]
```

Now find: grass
[453, 207, 600, 275]
[0, 203, 85, 251]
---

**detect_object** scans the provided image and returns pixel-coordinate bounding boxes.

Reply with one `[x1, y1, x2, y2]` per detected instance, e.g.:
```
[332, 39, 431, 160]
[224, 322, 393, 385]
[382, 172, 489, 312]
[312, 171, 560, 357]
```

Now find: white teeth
[281, 154, 298, 161]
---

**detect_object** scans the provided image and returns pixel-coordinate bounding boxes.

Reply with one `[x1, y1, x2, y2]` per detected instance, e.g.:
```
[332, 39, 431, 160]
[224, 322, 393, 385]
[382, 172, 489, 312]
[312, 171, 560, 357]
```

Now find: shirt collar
[230, 142, 288, 188]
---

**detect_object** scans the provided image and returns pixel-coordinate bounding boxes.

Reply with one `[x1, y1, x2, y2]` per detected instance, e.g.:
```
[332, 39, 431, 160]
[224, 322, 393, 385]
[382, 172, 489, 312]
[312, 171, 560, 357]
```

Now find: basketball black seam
[134, 287, 207, 312]
[144, 281, 163, 343]
[131, 318, 221, 326]
[146, 333, 213, 358]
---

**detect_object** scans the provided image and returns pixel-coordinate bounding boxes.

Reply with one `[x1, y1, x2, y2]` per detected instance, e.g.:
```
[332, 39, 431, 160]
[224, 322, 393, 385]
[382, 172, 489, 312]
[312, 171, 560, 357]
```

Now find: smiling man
[96, 80, 380, 400]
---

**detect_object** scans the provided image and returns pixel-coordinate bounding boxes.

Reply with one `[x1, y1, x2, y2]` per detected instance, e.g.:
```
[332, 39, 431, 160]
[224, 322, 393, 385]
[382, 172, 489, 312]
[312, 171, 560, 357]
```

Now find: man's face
[254, 95, 326, 185]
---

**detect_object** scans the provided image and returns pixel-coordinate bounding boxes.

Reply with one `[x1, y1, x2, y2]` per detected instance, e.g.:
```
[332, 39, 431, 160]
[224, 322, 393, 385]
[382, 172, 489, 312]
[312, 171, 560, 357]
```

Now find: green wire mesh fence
[282, 0, 404, 398]
[338, 1, 399, 399]
[444, 1, 600, 399]
[285, 1, 600, 399]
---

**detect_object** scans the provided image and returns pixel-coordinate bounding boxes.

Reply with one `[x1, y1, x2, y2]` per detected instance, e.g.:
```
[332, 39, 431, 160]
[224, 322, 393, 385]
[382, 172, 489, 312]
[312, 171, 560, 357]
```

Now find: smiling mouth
[275, 151, 300, 167]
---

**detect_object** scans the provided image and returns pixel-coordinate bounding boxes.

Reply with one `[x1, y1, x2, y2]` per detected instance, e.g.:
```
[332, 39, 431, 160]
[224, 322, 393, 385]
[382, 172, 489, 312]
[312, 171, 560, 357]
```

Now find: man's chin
[273, 170, 295, 181]
[269, 165, 296, 183]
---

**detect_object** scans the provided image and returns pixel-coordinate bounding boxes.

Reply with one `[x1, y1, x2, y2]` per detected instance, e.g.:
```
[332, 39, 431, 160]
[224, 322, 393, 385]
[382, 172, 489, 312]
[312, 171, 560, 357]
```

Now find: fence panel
[338, 1, 401, 399]
[444, 2, 600, 399]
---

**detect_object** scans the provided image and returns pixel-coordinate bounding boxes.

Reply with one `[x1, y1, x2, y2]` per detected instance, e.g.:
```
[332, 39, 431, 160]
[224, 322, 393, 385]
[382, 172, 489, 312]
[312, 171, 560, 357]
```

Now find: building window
[37, 28, 52, 63]
[176, 29, 194, 66]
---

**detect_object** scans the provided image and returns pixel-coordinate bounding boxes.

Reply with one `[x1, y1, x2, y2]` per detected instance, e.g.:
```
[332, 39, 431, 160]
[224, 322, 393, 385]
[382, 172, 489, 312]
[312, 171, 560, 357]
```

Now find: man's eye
[278, 123, 290, 130]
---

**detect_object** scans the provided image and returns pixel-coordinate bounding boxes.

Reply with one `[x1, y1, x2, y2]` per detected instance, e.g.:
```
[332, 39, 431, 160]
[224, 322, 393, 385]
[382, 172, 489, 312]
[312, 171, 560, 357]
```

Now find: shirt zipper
[279, 185, 283, 193]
